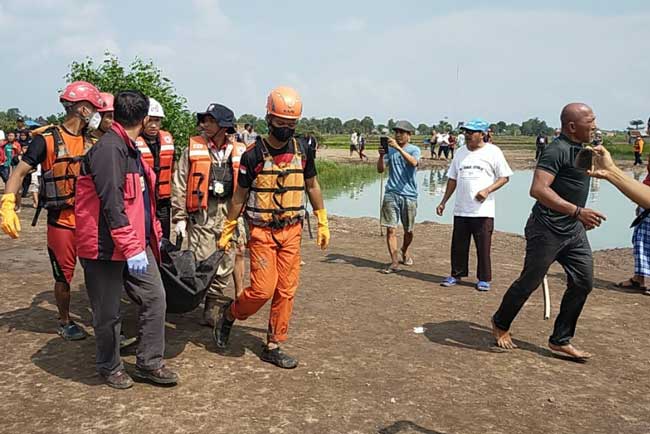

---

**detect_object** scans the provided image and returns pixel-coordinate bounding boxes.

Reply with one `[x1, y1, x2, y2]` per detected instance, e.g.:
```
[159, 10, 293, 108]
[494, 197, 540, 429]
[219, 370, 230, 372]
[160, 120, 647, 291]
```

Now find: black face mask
[269, 124, 295, 142]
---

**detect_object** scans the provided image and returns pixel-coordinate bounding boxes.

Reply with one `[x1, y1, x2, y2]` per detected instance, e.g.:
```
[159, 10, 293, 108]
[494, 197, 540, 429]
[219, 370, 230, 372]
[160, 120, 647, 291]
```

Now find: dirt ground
[1, 198, 649, 434]
[318, 146, 638, 172]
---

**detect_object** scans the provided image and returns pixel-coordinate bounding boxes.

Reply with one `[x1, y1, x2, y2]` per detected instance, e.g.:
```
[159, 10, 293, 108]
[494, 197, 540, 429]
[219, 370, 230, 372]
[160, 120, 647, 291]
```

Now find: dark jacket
[75, 125, 162, 262]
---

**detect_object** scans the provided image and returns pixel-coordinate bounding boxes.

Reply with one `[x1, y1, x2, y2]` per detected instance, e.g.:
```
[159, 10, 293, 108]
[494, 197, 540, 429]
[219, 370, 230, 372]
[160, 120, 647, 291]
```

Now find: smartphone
[380, 136, 389, 153]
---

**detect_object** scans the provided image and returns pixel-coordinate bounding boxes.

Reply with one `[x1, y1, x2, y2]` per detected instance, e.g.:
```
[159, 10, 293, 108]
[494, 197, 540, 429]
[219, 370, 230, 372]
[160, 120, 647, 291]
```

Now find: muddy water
[322, 167, 646, 250]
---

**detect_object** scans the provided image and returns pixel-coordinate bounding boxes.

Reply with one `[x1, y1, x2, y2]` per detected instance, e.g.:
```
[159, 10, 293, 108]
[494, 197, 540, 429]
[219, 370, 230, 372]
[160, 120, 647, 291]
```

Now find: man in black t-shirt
[492, 103, 605, 361]
[214, 86, 329, 369]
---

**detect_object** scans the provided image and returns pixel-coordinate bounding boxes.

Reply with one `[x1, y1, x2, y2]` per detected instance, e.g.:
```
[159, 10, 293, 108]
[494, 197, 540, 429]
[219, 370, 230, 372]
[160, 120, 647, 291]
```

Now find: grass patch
[316, 160, 380, 195]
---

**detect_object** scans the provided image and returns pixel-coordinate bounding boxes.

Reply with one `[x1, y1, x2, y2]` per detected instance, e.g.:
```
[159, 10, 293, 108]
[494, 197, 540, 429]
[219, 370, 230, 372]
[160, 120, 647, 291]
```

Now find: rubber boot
[200, 294, 220, 327]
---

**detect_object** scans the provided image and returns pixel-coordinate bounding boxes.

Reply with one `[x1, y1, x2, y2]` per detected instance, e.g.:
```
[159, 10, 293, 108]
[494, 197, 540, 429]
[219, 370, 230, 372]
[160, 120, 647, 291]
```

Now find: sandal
[616, 279, 646, 291]
[381, 266, 400, 274]
[400, 254, 414, 266]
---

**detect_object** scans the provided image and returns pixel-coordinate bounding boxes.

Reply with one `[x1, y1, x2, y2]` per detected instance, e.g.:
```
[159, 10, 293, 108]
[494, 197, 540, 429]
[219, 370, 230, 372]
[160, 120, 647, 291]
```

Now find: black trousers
[451, 216, 494, 282]
[438, 146, 449, 159]
[81, 247, 166, 376]
[634, 152, 643, 165]
[157, 201, 171, 240]
[535, 145, 545, 160]
[21, 173, 30, 197]
[493, 216, 593, 346]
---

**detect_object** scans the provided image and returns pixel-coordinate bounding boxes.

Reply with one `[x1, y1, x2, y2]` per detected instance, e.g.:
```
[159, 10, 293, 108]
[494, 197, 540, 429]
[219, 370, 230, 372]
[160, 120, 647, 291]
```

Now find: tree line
[0, 53, 581, 143]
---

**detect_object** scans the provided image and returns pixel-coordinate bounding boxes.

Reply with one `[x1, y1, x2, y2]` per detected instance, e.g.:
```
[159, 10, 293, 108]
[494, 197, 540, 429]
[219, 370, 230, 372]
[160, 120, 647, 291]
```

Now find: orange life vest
[186, 135, 244, 213]
[37, 126, 90, 228]
[245, 138, 305, 228]
[135, 130, 174, 199]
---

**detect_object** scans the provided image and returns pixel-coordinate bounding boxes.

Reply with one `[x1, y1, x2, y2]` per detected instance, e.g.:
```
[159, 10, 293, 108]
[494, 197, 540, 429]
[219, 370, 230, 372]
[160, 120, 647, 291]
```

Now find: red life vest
[135, 130, 174, 199]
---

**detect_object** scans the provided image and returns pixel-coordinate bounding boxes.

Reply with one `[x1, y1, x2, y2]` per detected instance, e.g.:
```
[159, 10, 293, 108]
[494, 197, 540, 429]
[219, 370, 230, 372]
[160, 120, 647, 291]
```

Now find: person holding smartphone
[377, 120, 421, 274]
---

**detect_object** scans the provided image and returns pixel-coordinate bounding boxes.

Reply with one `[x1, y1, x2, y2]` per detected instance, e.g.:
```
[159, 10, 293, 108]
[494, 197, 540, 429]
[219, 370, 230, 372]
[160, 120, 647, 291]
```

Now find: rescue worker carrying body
[88, 92, 114, 143]
[214, 86, 330, 369]
[136, 97, 174, 239]
[0, 81, 105, 341]
[171, 103, 247, 327]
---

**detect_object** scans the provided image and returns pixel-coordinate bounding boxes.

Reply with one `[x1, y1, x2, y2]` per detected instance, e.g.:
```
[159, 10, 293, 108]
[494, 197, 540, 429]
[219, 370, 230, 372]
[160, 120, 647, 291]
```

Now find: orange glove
[314, 208, 330, 250]
[0, 193, 21, 239]
[217, 219, 238, 250]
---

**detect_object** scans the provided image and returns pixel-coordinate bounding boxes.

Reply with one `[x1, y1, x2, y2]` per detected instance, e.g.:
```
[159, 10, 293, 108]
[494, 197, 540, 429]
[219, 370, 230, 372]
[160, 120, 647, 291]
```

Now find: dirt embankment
[318, 147, 638, 172]
[1, 204, 648, 434]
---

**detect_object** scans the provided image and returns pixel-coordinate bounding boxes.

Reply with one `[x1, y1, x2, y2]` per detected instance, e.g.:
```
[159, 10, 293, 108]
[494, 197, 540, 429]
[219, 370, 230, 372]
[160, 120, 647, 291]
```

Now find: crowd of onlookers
[0, 118, 40, 209]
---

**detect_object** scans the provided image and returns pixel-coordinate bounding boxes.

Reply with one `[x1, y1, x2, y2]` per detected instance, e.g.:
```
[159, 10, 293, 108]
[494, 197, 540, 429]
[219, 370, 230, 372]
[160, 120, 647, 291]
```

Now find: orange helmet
[266, 86, 302, 119]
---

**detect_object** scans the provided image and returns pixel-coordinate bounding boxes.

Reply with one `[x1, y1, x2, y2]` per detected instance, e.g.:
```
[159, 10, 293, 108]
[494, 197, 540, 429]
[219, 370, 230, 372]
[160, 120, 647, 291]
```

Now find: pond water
[322, 167, 647, 251]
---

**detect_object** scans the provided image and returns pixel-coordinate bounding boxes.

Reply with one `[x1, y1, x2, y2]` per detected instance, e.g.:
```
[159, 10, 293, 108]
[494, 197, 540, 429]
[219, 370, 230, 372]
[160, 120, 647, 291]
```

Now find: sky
[0, 0, 649, 130]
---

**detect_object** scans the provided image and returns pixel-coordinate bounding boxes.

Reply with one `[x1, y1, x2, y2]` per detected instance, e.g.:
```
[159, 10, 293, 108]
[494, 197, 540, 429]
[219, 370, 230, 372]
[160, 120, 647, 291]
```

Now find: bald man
[491, 103, 605, 360]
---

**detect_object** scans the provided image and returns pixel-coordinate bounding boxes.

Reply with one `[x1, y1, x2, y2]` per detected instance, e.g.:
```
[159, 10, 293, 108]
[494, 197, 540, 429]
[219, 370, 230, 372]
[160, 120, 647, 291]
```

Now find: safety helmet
[148, 97, 165, 118]
[60, 81, 104, 109]
[266, 86, 302, 120]
[98, 92, 114, 113]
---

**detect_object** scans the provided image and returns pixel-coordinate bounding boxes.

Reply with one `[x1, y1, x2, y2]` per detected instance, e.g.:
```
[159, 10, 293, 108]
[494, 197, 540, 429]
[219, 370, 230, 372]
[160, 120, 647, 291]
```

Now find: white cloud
[0, 3, 648, 129]
[334, 17, 367, 32]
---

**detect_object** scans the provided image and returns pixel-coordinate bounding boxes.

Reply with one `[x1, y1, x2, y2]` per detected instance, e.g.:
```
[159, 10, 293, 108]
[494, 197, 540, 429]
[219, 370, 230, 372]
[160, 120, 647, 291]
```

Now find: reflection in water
[322, 168, 636, 250]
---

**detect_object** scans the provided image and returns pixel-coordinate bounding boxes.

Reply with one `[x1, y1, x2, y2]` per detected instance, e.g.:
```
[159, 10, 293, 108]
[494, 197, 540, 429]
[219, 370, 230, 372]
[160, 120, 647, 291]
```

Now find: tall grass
[316, 160, 379, 192]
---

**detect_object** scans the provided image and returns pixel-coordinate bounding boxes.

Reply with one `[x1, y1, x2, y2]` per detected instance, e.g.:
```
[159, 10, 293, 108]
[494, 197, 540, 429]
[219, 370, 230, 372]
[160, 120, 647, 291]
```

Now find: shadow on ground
[422, 320, 553, 358]
[378, 420, 445, 434]
[324, 253, 445, 284]
[5, 290, 267, 385]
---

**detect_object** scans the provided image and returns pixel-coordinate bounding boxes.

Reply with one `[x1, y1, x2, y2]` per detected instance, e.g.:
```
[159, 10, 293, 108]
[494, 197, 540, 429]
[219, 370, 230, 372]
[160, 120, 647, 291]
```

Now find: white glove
[175, 220, 187, 239]
[126, 251, 149, 275]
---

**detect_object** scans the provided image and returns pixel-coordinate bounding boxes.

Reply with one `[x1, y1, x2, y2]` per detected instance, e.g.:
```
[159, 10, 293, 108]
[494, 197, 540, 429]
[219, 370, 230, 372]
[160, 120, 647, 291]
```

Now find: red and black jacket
[75, 122, 162, 262]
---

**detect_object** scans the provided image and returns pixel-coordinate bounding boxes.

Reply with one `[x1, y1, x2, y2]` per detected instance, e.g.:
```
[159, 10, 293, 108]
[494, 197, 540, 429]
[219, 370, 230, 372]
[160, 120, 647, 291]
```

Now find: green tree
[521, 117, 552, 136]
[360, 116, 374, 134]
[629, 119, 645, 131]
[417, 123, 432, 135]
[66, 52, 196, 158]
[436, 120, 452, 132]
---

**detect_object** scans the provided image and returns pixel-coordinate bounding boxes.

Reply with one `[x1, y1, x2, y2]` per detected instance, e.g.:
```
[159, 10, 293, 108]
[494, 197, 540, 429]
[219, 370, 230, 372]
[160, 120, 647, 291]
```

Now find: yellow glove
[217, 219, 238, 250]
[314, 208, 330, 250]
[0, 193, 21, 239]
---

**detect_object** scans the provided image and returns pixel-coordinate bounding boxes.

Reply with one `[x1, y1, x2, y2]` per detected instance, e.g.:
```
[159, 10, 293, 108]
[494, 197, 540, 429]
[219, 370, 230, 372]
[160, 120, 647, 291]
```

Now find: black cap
[16, 116, 24, 122]
[197, 103, 236, 133]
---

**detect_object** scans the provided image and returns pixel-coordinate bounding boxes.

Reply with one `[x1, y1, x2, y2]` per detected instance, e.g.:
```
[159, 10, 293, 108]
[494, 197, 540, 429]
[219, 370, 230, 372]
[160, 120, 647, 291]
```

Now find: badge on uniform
[140, 176, 146, 192]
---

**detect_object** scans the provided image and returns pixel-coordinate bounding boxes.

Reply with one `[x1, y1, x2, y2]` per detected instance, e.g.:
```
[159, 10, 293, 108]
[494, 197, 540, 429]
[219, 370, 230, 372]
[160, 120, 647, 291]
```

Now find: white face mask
[87, 112, 102, 131]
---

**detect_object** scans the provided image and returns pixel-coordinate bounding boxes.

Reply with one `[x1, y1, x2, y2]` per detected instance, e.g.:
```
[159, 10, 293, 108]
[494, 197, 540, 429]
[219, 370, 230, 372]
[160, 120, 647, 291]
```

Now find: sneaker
[58, 321, 88, 341]
[133, 366, 179, 385]
[260, 347, 298, 369]
[476, 281, 491, 291]
[440, 276, 457, 287]
[213, 301, 234, 349]
[102, 369, 134, 390]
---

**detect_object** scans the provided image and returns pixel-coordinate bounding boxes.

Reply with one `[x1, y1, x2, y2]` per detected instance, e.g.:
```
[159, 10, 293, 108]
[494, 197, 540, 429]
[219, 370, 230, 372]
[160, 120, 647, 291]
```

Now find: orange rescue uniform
[230, 138, 307, 343]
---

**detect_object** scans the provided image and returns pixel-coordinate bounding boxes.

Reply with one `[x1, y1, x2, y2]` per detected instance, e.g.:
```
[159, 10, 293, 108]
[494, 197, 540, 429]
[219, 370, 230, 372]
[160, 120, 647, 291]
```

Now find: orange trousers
[230, 222, 302, 343]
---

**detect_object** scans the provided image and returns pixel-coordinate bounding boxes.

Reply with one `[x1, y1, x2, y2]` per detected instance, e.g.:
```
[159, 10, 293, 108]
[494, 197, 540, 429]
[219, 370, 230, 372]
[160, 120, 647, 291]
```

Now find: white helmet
[0, 130, 5, 141]
[148, 97, 165, 118]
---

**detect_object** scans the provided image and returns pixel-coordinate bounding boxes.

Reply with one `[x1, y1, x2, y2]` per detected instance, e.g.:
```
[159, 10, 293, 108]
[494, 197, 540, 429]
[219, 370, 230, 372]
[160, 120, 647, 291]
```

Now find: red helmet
[99, 92, 114, 112]
[60, 81, 104, 109]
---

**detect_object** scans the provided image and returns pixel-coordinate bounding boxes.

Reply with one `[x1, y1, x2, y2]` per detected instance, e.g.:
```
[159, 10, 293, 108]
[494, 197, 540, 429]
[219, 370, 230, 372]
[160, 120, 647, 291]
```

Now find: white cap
[148, 97, 165, 118]
[0, 130, 4, 141]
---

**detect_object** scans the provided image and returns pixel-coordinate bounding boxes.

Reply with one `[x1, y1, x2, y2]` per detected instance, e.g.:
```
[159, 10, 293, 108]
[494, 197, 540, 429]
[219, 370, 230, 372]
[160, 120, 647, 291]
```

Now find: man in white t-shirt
[350, 131, 359, 156]
[436, 118, 513, 291]
[436, 132, 450, 159]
